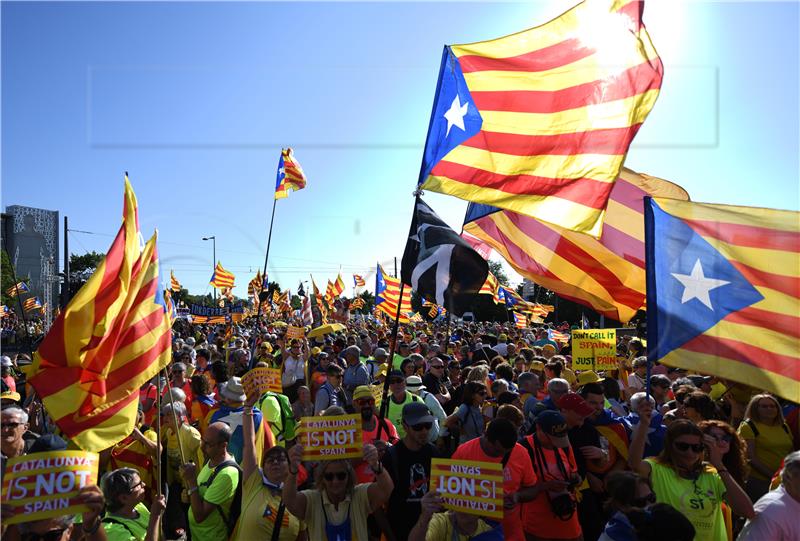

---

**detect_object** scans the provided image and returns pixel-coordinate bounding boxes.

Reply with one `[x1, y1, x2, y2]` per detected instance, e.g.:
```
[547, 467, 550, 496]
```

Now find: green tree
[68, 251, 104, 297]
[487, 260, 509, 286]
[1, 251, 20, 307]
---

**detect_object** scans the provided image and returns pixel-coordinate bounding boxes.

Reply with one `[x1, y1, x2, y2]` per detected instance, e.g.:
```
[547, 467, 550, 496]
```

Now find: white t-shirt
[738, 485, 800, 541]
[282, 356, 305, 386]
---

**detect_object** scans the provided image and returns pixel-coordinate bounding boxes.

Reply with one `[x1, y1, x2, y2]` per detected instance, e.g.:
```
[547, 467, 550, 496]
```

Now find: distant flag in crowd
[301, 295, 313, 326]
[333, 274, 346, 297]
[645, 198, 800, 403]
[0, 305, 9, 317]
[271, 289, 280, 304]
[209, 262, 235, 289]
[274, 147, 308, 200]
[325, 280, 336, 308]
[417, 0, 663, 236]
[5, 281, 30, 297]
[463, 168, 689, 323]
[401, 198, 488, 316]
[353, 274, 366, 287]
[221, 288, 235, 301]
[248, 271, 264, 297]
[478, 272, 499, 297]
[163, 289, 177, 325]
[350, 297, 365, 310]
[500, 286, 525, 308]
[28, 176, 172, 451]
[22, 297, 43, 312]
[410, 312, 424, 323]
[549, 329, 570, 344]
[375, 263, 412, 323]
[513, 312, 527, 329]
[297, 281, 306, 297]
[581, 313, 590, 329]
[170, 271, 181, 292]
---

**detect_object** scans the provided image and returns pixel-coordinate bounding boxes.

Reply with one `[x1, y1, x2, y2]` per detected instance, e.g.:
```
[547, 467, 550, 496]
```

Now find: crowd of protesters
[2, 314, 799, 541]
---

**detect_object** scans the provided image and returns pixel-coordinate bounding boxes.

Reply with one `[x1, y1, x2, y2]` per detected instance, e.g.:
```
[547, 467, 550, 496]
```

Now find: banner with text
[1, 451, 99, 524]
[286, 325, 305, 340]
[241, 367, 283, 397]
[296, 414, 361, 460]
[430, 459, 504, 519]
[571, 329, 617, 370]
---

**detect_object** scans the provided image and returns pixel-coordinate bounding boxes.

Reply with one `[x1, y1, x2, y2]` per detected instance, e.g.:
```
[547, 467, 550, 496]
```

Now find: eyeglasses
[355, 398, 375, 406]
[129, 480, 146, 492]
[409, 422, 433, 431]
[1, 422, 22, 429]
[22, 529, 68, 541]
[265, 455, 288, 464]
[673, 441, 704, 453]
[324, 471, 348, 481]
[389, 378, 404, 384]
[632, 493, 656, 507]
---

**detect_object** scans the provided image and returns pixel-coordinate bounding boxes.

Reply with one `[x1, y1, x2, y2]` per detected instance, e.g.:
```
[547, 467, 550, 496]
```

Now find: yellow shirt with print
[425, 512, 493, 541]
[231, 470, 305, 541]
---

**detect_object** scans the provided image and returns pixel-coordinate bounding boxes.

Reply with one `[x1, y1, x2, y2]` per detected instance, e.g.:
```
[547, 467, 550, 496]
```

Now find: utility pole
[62, 216, 69, 308]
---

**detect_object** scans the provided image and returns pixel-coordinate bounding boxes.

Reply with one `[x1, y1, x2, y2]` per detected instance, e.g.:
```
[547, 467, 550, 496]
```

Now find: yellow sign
[572, 329, 617, 370]
[1, 451, 99, 524]
[286, 325, 305, 340]
[430, 459, 504, 519]
[371, 384, 384, 407]
[296, 414, 361, 460]
[241, 367, 283, 397]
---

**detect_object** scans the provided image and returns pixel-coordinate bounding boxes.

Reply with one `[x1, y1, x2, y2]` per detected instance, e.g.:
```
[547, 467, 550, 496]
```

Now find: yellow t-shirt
[162, 424, 204, 487]
[737, 420, 794, 480]
[425, 512, 493, 541]
[299, 483, 371, 541]
[231, 471, 304, 541]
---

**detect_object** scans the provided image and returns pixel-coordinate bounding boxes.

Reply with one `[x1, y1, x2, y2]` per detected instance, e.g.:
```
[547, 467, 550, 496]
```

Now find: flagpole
[376, 280, 405, 441]
[3, 251, 36, 361]
[252, 197, 278, 360]
[162, 369, 187, 464]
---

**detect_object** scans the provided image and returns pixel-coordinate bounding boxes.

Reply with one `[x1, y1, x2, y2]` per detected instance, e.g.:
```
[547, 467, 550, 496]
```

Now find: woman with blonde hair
[737, 393, 794, 501]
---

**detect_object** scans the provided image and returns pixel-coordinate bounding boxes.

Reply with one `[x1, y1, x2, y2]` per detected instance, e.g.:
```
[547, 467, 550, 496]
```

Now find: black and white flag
[401, 197, 488, 316]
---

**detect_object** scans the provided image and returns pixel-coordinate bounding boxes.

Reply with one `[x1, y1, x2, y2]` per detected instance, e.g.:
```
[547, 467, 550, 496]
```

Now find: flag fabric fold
[645, 198, 800, 402]
[417, 0, 663, 236]
[209, 262, 236, 290]
[274, 147, 308, 200]
[28, 177, 172, 451]
[463, 168, 689, 323]
[401, 197, 488, 316]
[170, 271, 181, 292]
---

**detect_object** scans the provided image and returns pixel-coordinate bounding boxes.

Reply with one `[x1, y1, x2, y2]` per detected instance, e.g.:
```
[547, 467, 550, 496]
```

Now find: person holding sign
[408, 489, 501, 541]
[101, 468, 167, 541]
[282, 441, 393, 541]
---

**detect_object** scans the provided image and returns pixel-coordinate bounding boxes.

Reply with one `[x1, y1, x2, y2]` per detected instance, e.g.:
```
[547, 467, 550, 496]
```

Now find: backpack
[260, 392, 297, 442]
[200, 459, 243, 537]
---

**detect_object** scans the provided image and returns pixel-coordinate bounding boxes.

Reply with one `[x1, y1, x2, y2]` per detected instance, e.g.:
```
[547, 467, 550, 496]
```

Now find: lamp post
[202, 236, 216, 302]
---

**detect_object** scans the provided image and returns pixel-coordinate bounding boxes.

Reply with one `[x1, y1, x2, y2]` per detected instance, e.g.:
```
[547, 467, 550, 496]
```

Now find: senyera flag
[417, 0, 662, 237]
[28, 176, 173, 451]
[464, 168, 688, 323]
[645, 198, 800, 403]
[274, 147, 307, 200]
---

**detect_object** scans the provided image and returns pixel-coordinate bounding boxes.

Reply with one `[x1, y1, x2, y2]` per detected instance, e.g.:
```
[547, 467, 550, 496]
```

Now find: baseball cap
[530, 361, 545, 371]
[353, 385, 374, 401]
[402, 402, 434, 426]
[536, 410, 570, 447]
[558, 392, 595, 417]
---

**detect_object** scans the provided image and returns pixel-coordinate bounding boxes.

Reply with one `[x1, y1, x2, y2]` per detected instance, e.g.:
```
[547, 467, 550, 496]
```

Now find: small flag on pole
[22, 297, 43, 312]
[170, 271, 181, 292]
[274, 148, 308, 200]
[5, 282, 29, 297]
[353, 274, 366, 287]
[209, 262, 235, 289]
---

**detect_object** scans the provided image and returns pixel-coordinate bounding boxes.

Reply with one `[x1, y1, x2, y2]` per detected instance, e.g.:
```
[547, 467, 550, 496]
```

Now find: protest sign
[286, 325, 305, 340]
[241, 367, 282, 397]
[296, 414, 361, 460]
[430, 459, 504, 519]
[371, 384, 384, 406]
[1, 451, 99, 525]
[572, 329, 617, 370]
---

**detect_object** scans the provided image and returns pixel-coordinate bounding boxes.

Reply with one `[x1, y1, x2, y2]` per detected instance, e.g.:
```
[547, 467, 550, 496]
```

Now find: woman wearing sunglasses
[629, 404, 754, 541]
[100, 468, 167, 541]
[599, 471, 658, 541]
[283, 441, 393, 540]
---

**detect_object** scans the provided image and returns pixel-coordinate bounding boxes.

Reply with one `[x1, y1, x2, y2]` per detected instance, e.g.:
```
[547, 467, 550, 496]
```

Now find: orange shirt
[521, 435, 581, 539]
[452, 437, 537, 541]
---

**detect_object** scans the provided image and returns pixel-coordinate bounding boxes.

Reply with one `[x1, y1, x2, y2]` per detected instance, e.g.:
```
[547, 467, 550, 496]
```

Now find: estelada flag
[417, 0, 662, 237]
[353, 274, 366, 287]
[209, 262, 235, 289]
[274, 148, 307, 200]
[513, 312, 527, 329]
[170, 271, 181, 292]
[645, 198, 800, 402]
[375, 264, 412, 323]
[5, 281, 29, 297]
[28, 177, 172, 451]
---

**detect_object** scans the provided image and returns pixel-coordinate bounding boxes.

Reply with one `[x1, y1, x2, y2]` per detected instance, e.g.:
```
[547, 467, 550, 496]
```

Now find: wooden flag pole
[162, 369, 187, 464]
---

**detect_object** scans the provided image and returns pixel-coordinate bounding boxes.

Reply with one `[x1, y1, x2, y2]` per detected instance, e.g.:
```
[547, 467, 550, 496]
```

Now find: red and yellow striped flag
[418, 0, 662, 237]
[375, 264, 412, 323]
[22, 297, 43, 312]
[479, 272, 498, 297]
[209, 262, 235, 289]
[274, 148, 308, 200]
[28, 177, 172, 451]
[350, 297, 365, 310]
[353, 274, 366, 287]
[333, 274, 346, 296]
[248, 271, 263, 297]
[464, 168, 688, 323]
[170, 270, 181, 292]
[513, 312, 527, 329]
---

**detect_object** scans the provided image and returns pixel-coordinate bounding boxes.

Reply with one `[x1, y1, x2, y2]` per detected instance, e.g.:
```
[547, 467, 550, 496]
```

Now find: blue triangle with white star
[647, 200, 763, 359]
[418, 46, 483, 184]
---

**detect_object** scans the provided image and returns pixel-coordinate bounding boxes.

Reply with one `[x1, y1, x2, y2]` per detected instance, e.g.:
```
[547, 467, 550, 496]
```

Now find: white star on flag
[443, 94, 468, 137]
[218, 410, 244, 433]
[671, 259, 730, 310]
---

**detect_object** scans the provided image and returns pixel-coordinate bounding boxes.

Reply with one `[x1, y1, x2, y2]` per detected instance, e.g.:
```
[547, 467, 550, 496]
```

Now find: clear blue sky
[3, 1, 798, 299]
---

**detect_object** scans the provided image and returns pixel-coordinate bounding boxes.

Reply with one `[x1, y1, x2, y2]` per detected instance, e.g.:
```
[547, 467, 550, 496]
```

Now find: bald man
[181, 422, 241, 541]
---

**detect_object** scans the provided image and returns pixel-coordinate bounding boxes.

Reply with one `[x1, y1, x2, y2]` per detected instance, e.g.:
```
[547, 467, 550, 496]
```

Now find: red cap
[557, 392, 594, 417]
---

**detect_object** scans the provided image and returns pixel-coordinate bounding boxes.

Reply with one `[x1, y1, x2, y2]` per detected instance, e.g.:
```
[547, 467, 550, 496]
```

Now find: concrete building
[521, 278, 537, 300]
[2, 205, 59, 327]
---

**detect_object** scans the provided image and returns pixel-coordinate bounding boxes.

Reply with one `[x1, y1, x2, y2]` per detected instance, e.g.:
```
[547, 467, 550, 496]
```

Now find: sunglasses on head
[324, 471, 348, 481]
[410, 422, 433, 431]
[22, 529, 68, 541]
[632, 493, 656, 507]
[674, 441, 704, 453]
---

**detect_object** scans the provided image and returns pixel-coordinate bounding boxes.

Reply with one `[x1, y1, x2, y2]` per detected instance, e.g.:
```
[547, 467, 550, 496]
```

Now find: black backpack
[200, 459, 243, 536]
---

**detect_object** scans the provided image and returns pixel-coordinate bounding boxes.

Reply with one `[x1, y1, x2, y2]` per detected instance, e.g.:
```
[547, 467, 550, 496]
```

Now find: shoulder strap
[745, 418, 760, 438]
[270, 501, 286, 541]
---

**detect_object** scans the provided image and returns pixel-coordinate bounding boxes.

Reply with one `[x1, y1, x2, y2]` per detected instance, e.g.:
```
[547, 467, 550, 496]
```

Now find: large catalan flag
[209, 262, 235, 289]
[5, 281, 30, 297]
[28, 177, 172, 451]
[645, 198, 800, 403]
[417, 0, 662, 236]
[22, 297, 43, 312]
[170, 271, 181, 292]
[464, 168, 688, 323]
[274, 147, 307, 200]
[375, 264, 412, 323]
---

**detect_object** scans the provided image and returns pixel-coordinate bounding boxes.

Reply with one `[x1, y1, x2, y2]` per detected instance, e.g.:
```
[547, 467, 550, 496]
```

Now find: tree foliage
[487, 260, 509, 286]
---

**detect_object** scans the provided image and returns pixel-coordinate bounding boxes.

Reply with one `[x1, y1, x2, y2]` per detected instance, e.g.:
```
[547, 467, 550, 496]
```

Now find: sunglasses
[324, 471, 348, 481]
[632, 493, 656, 507]
[674, 441, 704, 453]
[355, 398, 375, 406]
[410, 422, 433, 431]
[22, 529, 67, 541]
[1, 422, 22, 429]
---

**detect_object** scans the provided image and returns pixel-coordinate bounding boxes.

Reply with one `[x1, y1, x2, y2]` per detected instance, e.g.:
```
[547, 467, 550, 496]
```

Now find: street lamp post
[202, 236, 216, 302]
